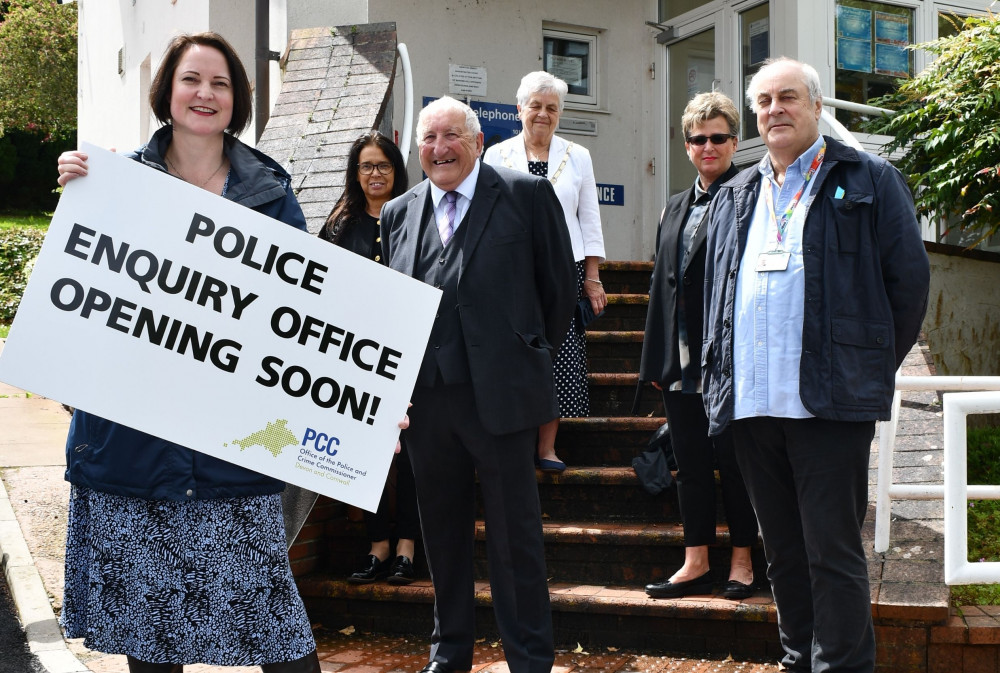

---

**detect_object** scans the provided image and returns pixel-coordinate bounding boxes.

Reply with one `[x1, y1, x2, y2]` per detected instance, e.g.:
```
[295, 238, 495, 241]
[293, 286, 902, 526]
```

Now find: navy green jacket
[701, 136, 929, 436]
[64, 126, 307, 500]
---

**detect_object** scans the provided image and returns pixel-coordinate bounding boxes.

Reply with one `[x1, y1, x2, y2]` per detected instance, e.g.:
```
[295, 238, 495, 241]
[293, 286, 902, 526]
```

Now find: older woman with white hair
[484, 71, 607, 473]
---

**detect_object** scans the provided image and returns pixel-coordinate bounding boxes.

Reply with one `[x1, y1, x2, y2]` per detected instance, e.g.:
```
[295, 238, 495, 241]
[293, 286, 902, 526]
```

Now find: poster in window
[749, 17, 769, 66]
[546, 54, 584, 88]
[837, 38, 872, 73]
[686, 56, 715, 98]
[837, 5, 872, 40]
[875, 11, 910, 46]
[875, 43, 910, 77]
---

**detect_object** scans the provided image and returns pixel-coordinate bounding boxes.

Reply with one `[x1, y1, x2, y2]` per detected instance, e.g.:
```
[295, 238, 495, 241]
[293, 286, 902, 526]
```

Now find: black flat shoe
[721, 578, 755, 600]
[348, 554, 391, 584]
[387, 555, 416, 585]
[644, 571, 713, 598]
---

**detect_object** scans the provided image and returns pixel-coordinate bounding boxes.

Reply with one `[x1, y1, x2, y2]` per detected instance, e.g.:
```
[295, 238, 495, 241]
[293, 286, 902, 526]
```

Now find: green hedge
[0, 227, 46, 324]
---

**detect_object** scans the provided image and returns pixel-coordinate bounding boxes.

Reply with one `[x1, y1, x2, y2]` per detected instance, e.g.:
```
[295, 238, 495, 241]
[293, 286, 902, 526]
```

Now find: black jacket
[701, 137, 930, 435]
[640, 164, 738, 389]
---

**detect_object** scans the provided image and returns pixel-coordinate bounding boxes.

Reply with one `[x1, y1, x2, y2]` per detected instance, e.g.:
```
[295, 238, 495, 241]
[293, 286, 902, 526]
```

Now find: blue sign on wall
[596, 183, 624, 206]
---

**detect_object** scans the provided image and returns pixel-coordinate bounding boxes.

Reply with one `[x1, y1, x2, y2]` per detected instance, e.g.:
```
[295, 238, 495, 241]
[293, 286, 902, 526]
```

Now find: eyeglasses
[359, 162, 394, 175]
[686, 133, 736, 146]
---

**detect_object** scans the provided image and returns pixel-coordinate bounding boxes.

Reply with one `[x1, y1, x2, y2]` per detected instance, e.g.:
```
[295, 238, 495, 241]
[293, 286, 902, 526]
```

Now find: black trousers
[662, 390, 758, 548]
[407, 383, 554, 673]
[731, 416, 875, 673]
[364, 439, 421, 543]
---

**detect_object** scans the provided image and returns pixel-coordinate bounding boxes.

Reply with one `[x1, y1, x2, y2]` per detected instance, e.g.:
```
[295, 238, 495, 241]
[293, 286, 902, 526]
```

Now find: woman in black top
[319, 131, 418, 584]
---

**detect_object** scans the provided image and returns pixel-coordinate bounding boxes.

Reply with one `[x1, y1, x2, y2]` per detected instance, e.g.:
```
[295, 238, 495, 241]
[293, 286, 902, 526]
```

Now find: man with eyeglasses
[701, 57, 929, 672]
[640, 91, 758, 602]
[380, 96, 576, 673]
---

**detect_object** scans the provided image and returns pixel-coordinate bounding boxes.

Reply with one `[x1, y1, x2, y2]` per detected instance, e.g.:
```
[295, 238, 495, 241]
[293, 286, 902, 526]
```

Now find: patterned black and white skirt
[60, 486, 315, 666]
[554, 260, 590, 418]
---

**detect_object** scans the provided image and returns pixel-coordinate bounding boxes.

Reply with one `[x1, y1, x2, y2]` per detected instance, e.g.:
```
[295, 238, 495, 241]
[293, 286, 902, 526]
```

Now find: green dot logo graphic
[230, 419, 298, 458]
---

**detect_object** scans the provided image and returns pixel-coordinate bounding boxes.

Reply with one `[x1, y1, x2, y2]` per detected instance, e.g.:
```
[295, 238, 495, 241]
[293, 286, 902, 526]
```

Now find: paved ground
[0, 336, 948, 672]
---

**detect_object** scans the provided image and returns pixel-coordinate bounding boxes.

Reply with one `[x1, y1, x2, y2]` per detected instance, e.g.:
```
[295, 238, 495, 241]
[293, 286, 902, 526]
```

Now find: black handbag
[575, 298, 604, 333]
[631, 421, 677, 495]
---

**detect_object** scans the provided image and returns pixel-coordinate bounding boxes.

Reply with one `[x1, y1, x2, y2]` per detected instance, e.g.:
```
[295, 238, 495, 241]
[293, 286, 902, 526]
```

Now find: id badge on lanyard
[758, 142, 825, 273]
[756, 249, 790, 272]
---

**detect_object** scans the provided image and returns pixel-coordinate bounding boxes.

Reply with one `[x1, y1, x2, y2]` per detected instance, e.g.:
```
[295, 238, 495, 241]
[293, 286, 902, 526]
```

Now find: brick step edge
[297, 576, 777, 621]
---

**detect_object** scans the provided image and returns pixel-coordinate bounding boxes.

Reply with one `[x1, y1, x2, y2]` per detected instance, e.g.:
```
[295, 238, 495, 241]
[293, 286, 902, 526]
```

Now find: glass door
[666, 24, 717, 198]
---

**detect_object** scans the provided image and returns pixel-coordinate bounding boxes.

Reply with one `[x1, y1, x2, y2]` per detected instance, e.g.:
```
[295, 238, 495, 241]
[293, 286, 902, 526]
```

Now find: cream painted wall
[366, 0, 662, 261]
[77, 0, 287, 152]
[925, 250, 1000, 377]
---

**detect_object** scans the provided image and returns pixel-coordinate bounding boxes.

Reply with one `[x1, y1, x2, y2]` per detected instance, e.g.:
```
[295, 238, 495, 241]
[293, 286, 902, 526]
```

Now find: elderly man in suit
[702, 58, 929, 672]
[380, 96, 576, 673]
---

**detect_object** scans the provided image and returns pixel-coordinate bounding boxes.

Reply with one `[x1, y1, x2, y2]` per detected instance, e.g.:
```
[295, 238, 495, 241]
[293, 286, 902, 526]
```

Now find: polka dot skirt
[529, 160, 589, 418]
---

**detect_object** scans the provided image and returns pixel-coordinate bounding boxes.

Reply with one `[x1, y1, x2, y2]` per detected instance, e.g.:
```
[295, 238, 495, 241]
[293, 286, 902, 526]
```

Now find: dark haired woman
[56, 32, 328, 673]
[319, 131, 419, 584]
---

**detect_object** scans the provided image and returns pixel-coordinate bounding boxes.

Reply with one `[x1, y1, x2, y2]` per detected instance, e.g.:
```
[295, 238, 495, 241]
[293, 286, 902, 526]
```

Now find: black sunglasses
[686, 133, 736, 146]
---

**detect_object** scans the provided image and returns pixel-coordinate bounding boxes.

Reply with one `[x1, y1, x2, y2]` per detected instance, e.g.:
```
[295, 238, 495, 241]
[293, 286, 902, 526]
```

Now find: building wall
[77, 0, 287, 153]
[365, 0, 661, 260]
[924, 246, 1000, 377]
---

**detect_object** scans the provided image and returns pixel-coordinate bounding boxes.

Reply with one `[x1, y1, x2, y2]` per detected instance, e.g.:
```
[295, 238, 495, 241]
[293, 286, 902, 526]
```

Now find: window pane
[834, 0, 914, 130]
[544, 36, 591, 97]
[668, 27, 715, 198]
[740, 3, 769, 140]
[938, 11, 968, 39]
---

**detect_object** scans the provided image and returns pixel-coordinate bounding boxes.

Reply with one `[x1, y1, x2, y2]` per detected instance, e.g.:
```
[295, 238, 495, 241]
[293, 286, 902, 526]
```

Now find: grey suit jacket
[381, 161, 577, 436]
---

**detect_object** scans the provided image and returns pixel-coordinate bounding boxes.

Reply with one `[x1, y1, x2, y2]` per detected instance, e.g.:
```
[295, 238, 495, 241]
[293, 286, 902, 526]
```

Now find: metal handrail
[821, 96, 892, 117]
[397, 43, 413, 167]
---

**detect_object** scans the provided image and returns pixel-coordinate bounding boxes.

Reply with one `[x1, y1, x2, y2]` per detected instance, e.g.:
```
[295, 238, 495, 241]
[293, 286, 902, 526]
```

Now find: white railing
[397, 43, 413, 167]
[874, 376, 1000, 584]
[820, 97, 891, 152]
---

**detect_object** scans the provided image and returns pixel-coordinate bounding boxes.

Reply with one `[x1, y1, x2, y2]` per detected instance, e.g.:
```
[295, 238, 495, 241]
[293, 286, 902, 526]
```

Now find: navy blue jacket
[64, 126, 307, 500]
[701, 137, 929, 436]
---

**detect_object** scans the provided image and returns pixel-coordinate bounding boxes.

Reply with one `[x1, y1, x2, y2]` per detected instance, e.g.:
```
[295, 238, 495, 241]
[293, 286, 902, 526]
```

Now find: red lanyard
[763, 141, 826, 246]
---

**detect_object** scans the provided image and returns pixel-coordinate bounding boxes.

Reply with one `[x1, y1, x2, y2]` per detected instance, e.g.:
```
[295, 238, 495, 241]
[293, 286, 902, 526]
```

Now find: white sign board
[0, 144, 441, 511]
[448, 64, 487, 97]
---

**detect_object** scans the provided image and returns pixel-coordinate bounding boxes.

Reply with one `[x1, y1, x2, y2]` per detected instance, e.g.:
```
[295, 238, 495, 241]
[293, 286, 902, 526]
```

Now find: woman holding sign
[319, 131, 421, 585]
[56, 33, 323, 673]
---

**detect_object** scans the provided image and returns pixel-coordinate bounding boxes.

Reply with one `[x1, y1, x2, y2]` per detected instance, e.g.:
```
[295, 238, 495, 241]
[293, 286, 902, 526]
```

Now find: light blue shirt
[430, 160, 480, 233]
[733, 135, 824, 421]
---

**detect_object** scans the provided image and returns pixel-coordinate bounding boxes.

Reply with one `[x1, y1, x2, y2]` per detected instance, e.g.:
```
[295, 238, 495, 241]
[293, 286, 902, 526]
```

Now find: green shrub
[0, 226, 46, 323]
[952, 425, 1000, 606]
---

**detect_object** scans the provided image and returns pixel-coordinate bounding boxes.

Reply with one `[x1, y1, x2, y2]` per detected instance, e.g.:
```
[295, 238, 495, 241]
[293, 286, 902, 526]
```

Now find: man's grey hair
[416, 96, 481, 144]
[515, 71, 568, 110]
[745, 57, 823, 110]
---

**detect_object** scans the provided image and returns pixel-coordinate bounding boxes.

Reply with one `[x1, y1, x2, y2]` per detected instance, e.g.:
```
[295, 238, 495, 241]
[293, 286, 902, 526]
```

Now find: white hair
[416, 96, 481, 143]
[745, 57, 823, 110]
[515, 71, 568, 110]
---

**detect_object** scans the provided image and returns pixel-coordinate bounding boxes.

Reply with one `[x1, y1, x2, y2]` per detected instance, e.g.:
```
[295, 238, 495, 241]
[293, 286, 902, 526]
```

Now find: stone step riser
[299, 580, 781, 660]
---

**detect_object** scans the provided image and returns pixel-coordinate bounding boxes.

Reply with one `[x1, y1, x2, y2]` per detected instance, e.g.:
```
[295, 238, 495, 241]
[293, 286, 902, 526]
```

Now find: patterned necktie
[439, 191, 457, 245]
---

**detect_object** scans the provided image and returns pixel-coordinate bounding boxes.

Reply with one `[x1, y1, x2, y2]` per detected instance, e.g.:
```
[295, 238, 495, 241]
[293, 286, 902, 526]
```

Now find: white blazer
[483, 133, 605, 262]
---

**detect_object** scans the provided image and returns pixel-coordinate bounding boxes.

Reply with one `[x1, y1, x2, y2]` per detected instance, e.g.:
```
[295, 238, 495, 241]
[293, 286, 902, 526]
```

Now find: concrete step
[586, 294, 649, 332]
[297, 576, 782, 660]
[587, 372, 663, 417]
[554, 416, 664, 466]
[596, 261, 654, 295]
[584, 330, 645, 373]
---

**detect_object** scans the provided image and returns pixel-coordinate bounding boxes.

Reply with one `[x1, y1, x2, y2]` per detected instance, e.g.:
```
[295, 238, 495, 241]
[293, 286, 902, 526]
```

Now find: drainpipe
[255, 0, 270, 143]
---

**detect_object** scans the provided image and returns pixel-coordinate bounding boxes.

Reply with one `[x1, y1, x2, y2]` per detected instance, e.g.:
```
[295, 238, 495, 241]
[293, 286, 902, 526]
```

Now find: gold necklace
[165, 153, 227, 189]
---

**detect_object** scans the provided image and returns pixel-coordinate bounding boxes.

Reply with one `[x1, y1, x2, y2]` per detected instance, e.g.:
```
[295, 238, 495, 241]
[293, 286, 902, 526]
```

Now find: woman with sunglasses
[639, 91, 759, 600]
[319, 131, 419, 585]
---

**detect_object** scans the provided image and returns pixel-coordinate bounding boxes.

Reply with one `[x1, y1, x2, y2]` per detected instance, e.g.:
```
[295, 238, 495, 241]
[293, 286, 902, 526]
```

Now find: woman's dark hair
[320, 131, 408, 244]
[149, 32, 253, 136]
